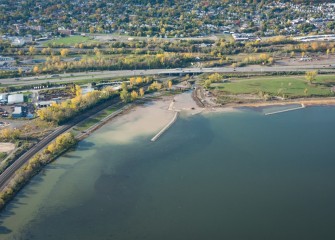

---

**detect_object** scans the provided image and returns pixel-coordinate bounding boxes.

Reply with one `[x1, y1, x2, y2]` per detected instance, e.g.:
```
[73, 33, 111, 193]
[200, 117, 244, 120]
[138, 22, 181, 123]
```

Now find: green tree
[120, 88, 130, 102]
[304, 88, 308, 95]
[305, 71, 317, 84]
[204, 80, 211, 89]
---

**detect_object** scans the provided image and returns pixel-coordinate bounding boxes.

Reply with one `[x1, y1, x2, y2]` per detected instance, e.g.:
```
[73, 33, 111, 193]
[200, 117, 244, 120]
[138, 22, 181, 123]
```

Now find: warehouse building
[8, 94, 24, 104]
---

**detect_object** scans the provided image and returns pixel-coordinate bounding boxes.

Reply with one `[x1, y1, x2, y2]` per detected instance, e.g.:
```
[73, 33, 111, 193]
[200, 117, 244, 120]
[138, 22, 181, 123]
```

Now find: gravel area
[0, 143, 15, 153]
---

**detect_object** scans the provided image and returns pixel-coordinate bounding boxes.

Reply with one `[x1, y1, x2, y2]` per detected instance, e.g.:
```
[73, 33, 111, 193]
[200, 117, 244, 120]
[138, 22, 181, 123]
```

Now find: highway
[1, 64, 335, 86]
[0, 97, 120, 191]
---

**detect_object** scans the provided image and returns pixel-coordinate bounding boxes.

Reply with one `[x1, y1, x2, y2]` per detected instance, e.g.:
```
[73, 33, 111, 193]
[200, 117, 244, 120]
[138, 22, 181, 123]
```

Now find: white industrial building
[12, 106, 23, 118]
[232, 33, 259, 42]
[8, 94, 24, 104]
[35, 100, 55, 108]
[81, 87, 95, 95]
[0, 94, 8, 103]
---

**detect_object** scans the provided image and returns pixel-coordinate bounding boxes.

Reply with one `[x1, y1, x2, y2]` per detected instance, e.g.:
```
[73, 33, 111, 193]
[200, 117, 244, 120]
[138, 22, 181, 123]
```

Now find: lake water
[1, 106, 335, 240]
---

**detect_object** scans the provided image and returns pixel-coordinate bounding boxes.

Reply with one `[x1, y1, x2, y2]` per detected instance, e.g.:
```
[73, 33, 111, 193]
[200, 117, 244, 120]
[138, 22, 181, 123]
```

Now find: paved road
[2, 64, 335, 86]
[0, 97, 120, 190]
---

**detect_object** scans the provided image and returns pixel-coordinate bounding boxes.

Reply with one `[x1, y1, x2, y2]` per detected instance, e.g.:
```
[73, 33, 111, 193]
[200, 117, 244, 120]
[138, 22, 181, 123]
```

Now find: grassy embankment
[73, 106, 120, 133]
[42, 35, 97, 47]
[211, 74, 335, 101]
[2, 76, 125, 94]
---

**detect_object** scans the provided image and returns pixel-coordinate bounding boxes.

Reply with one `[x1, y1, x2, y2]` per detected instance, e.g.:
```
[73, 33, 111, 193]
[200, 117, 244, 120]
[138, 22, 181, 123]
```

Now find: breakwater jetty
[151, 111, 179, 142]
[265, 104, 305, 116]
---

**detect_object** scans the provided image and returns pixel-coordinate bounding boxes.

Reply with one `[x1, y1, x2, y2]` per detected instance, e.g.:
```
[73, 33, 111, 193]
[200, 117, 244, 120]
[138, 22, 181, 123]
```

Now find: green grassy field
[211, 74, 335, 98]
[43, 36, 97, 47]
[75, 117, 100, 131]
[74, 106, 118, 132]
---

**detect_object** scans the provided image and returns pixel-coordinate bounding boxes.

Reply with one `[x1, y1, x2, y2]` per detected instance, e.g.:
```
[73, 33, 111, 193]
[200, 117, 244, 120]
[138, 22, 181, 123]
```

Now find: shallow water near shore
[1, 105, 335, 240]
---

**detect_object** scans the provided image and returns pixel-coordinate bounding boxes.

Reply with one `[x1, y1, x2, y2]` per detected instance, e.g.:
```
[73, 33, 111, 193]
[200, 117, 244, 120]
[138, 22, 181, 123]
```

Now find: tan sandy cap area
[0, 142, 15, 153]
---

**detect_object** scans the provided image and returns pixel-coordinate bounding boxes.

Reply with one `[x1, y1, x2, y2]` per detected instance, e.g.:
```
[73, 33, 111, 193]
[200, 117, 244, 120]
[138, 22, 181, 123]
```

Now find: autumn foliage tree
[45, 132, 76, 156]
[305, 71, 317, 84]
[130, 90, 139, 101]
[28, 46, 36, 56]
[0, 128, 21, 142]
[37, 85, 115, 123]
[60, 48, 70, 57]
[148, 81, 162, 91]
[168, 80, 173, 89]
[139, 88, 145, 97]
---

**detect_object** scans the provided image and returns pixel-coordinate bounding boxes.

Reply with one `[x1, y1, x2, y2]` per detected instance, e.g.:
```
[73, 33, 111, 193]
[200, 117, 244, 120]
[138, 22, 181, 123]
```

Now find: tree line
[37, 85, 116, 123]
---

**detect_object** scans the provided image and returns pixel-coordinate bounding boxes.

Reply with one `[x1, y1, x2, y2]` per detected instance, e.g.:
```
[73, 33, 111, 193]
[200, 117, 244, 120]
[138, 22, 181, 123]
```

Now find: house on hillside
[58, 27, 74, 35]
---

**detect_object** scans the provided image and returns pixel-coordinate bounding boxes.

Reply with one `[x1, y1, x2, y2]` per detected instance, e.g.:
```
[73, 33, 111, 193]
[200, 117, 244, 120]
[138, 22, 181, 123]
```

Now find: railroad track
[0, 97, 120, 190]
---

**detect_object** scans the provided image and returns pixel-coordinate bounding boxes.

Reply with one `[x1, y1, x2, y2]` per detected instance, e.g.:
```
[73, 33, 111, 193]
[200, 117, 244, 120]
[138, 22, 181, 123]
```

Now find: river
[1, 103, 335, 240]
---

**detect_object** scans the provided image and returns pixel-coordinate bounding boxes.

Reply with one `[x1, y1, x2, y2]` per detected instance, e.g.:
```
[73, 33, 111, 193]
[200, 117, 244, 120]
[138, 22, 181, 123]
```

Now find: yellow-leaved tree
[305, 71, 317, 84]
[130, 90, 139, 101]
[139, 88, 145, 97]
[168, 80, 173, 89]
[60, 48, 70, 57]
[33, 66, 39, 74]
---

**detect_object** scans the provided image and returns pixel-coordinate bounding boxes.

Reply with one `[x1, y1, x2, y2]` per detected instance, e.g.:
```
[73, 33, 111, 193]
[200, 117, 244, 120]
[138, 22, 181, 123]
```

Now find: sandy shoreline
[77, 93, 335, 144]
[90, 92, 240, 144]
[94, 97, 175, 144]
